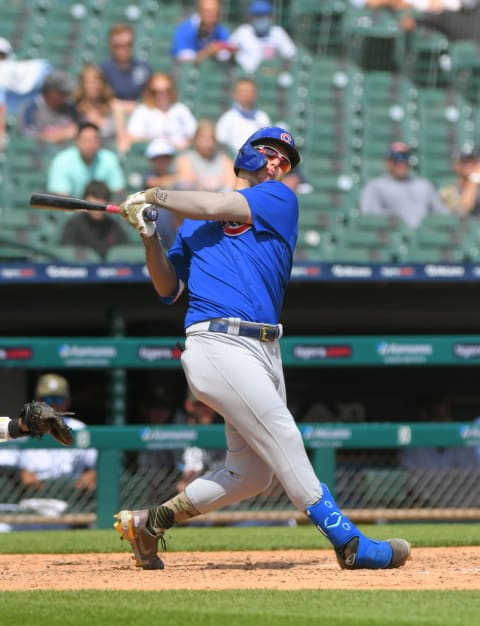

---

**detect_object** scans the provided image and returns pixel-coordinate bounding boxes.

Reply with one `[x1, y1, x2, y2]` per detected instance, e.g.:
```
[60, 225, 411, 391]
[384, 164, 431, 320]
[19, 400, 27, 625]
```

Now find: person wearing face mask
[229, 1, 297, 76]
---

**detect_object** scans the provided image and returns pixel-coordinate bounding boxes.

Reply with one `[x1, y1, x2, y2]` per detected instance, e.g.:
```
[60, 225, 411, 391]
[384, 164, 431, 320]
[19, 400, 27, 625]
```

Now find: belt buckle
[260, 325, 274, 342]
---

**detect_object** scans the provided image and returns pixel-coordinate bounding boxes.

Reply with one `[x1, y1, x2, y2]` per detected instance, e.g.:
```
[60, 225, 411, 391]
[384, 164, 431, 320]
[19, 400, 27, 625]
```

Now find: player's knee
[239, 459, 274, 495]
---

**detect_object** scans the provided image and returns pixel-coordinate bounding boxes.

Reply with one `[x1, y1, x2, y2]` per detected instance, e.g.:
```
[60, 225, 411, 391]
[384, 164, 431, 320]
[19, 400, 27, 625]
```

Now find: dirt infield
[0, 546, 478, 590]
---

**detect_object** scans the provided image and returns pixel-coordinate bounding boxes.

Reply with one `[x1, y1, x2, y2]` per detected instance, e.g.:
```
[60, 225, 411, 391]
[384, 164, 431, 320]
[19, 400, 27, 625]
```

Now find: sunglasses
[40, 395, 66, 404]
[255, 145, 291, 173]
[389, 152, 410, 163]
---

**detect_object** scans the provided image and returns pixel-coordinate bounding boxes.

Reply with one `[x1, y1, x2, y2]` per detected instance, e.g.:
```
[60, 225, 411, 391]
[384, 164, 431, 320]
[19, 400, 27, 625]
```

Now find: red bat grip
[107, 204, 158, 222]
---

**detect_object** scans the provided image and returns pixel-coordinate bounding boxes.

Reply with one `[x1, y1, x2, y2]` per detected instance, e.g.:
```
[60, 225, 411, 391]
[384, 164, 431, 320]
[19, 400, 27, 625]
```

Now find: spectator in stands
[0, 374, 97, 504]
[359, 141, 448, 229]
[98, 23, 152, 114]
[170, 0, 233, 64]
[175, 389, 224, 494]
[401, 1, 480, 45]
[143, 138, 177, 189]
[439, 145, 480, 216]
[74, 63, 129, 154]
[175, 118, 236, 192]
[229, 1, 297, 76]
[46, 121, 126, 199]
[349, 1, 461, 9]
[60, 180, 128, 259]
[126, 72, 197, 151]
[0, 36, 51, 116]
[17, 70, 80, 146]
[143, 139, 180, 249]
[215, 78, 271, 154]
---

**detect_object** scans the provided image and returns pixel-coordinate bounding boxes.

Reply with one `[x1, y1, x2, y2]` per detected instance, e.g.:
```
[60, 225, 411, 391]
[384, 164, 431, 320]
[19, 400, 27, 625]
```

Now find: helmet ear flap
[234, 143, 267, 175]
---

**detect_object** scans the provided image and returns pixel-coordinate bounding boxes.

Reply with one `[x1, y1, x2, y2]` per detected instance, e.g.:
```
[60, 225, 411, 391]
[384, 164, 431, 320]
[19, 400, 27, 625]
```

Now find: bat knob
[142, 205, 158, 222]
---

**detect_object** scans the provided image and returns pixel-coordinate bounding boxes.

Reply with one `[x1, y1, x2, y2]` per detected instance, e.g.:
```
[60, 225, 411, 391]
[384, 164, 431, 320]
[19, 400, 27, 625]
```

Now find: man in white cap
[142, 138, 179, 248]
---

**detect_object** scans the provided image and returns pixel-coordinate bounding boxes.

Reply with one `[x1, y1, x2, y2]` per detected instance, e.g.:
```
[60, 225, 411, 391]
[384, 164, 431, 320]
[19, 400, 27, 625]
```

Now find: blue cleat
[306, 484, 411, 570]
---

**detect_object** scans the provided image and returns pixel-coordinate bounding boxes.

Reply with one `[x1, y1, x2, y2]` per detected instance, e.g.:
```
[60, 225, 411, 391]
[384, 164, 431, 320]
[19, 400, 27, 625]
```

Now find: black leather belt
[208, 319, 281, 342]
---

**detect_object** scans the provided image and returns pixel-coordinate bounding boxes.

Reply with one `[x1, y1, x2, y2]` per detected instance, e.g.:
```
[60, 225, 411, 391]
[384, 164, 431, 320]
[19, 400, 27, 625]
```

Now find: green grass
[1, 590, 478, 626]
[0, 523, 478, 554]
[0, 524, 478, 626]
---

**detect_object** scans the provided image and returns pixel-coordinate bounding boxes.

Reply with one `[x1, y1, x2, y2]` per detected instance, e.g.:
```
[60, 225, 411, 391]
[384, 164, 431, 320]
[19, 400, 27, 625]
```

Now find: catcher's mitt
[19, 401, 75, 446]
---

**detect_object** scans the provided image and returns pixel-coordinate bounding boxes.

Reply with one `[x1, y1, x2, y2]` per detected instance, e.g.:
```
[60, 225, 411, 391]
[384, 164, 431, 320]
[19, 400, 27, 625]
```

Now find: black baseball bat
[29, 192, 158, 222]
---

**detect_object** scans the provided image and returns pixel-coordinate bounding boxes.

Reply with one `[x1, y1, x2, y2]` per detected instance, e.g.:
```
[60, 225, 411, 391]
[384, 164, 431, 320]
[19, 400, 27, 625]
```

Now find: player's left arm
[121, 187, 252, 225]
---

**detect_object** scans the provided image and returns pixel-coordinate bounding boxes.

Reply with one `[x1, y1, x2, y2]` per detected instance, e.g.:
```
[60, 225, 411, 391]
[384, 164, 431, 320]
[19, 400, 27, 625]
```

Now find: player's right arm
[142, 234, 179, 299]
[0, 416, 29, 442]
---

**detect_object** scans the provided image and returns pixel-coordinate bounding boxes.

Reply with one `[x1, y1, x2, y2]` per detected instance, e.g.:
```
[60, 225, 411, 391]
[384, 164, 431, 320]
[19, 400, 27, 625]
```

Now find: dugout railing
[0, 422, 479, 529]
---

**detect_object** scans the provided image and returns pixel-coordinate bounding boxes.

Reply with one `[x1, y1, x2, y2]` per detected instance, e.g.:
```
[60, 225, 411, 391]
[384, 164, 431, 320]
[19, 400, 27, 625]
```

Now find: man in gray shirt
[359, 141, 448, 229]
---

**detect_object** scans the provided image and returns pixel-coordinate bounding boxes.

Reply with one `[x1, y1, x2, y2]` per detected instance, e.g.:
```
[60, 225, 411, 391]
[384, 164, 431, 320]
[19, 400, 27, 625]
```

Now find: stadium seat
[105, 244, 147, 263]
[416, 88, 475, 185]
[192, 60, 236, 121]
[53, 245, 103, 263]
[401, 246, 465, 264]
[402, 26, 449, 88]
[447, 40, 480, 106]
[342, 5, 402, 72]
[287, 0, 348, 56]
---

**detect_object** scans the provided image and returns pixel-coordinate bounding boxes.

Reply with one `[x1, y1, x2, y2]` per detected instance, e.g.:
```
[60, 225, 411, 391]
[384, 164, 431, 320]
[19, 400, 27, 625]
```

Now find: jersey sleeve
[157, 228, 192, 304]
[238, 182, 298, 244]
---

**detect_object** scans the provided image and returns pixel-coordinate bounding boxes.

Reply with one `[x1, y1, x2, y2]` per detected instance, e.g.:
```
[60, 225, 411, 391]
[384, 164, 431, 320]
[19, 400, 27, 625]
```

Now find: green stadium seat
[105, 244, 147, 263]
[0, 241, 32, 262]
[288, 0, 348, 56]
[416, 88, 475, 184]
[329, 245, 396, 263]
[402, 26, 449, 88]
[342, 5, 402, 72]
[53, 245, 103, 263]
[192, 60, 236, 121]
[419, 213, 463, 232]
[448, 40, 480, 106]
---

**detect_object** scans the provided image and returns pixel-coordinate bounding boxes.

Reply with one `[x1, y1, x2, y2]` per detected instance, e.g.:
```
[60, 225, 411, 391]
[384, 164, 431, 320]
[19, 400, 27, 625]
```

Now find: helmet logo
[280, 132, 292, 144]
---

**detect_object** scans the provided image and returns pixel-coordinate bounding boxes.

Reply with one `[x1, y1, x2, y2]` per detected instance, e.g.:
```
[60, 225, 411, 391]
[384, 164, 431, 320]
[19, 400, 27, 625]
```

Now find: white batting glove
[120, 201, 156, 237]
[122, 191, 147, 210]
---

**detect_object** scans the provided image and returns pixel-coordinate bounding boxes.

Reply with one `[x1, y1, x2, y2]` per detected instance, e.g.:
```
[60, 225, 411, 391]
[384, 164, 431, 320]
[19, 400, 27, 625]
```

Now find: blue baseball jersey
[165, 181, 298, 327]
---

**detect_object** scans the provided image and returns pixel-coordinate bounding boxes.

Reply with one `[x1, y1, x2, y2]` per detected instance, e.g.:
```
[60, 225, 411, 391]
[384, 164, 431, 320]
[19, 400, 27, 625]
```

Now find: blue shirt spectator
[170, 0, 233, 63]
[98, 23, 152, 114]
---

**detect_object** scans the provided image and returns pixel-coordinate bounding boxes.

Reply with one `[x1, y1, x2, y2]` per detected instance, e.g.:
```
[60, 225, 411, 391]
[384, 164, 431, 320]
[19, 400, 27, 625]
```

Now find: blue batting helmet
[234, 126, 300, 175]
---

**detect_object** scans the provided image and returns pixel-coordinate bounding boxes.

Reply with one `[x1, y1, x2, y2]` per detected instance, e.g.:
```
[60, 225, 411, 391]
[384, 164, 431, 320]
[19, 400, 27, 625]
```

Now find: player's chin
[264, 169, 280, 182]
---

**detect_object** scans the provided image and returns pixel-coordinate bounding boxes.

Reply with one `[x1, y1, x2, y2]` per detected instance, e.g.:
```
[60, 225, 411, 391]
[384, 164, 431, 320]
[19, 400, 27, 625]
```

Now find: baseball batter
[115, 126, 411, 571]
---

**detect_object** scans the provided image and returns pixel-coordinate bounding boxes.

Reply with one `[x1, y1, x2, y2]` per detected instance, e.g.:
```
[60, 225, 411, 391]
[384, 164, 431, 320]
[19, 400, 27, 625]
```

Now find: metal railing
[1, 422, 479, 529]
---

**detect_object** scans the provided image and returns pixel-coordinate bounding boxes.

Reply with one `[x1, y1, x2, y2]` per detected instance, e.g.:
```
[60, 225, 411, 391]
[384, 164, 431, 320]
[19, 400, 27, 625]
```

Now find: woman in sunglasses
[116, 126, 410, 573]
